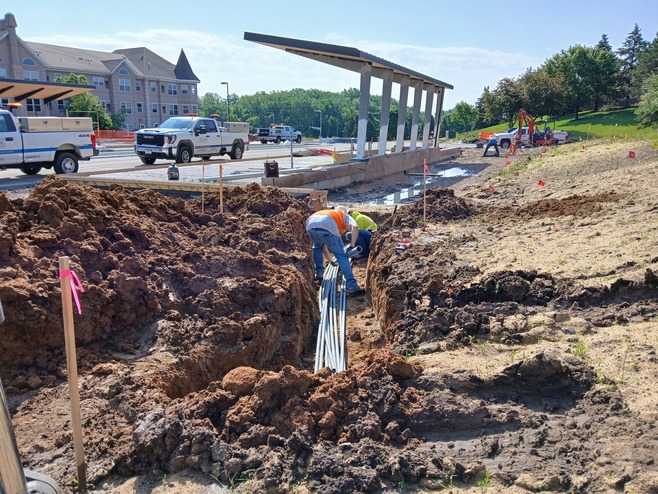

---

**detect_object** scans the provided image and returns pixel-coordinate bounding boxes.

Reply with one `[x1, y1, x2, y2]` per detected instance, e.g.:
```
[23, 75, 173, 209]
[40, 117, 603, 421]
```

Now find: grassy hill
[461, 108, 658, 142]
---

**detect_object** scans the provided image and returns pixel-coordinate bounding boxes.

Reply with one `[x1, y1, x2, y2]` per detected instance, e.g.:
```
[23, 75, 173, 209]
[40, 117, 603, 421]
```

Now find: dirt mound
[488, 192, 624, 222]
[389, 188, 476, 228]
[0, 178, 316, 383]
[0, 177, 326, 486]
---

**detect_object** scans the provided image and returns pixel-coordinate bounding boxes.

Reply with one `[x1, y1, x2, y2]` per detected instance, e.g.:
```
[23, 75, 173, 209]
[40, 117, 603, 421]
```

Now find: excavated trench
[2, 178, 658, 492]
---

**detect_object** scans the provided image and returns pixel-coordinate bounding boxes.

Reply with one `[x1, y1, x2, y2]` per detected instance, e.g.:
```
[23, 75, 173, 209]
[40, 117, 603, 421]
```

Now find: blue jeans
[483, 141, 499, 157]
[307, 228, 359, 290]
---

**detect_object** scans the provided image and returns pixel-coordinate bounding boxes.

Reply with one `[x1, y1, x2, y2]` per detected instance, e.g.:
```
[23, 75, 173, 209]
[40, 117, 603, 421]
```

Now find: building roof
[114, 47, 199, 82]
[28, 41, 130, 75]
[0, 77, 95, 103]
[23, 41, 198, 83]
[244, 32, 453, 91]
[173, 49, 200, 82]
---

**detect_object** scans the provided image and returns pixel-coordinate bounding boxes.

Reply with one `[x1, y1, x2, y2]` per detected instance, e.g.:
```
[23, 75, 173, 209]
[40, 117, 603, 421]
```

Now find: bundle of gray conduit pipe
[313, 246, 363, 373]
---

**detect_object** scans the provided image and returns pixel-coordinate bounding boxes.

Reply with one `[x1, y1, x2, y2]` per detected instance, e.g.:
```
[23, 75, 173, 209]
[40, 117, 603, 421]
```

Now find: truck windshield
[158, 118, 195, 130]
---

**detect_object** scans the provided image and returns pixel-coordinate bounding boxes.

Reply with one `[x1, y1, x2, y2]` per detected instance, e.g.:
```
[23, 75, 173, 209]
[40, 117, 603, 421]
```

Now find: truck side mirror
[195, 126, 207, 136]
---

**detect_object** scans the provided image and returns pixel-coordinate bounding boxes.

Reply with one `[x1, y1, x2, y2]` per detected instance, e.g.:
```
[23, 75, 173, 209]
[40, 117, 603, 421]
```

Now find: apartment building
[0, 12, 199, 130]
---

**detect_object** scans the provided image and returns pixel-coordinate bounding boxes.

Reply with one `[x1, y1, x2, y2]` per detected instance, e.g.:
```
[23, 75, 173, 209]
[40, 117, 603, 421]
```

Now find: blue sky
[6, 1, 657, 110]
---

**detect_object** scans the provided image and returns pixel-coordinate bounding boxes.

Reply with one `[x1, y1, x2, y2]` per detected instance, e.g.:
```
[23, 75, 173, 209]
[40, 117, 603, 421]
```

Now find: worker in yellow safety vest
[349, 210, 377, 232]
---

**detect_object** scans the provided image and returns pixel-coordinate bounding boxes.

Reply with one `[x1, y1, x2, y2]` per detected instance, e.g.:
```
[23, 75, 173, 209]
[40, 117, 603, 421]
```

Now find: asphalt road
[0, 141, 340, 191]
[0, 140, 465, 192]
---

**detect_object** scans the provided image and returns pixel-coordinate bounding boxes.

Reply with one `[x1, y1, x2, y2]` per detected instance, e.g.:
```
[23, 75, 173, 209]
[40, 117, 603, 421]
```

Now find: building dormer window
[23, 58, 36, 66]
[119, 68, 129, 75]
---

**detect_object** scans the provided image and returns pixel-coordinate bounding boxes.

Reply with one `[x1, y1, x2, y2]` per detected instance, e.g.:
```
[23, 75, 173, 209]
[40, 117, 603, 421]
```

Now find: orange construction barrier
[97, 130, 136, 142]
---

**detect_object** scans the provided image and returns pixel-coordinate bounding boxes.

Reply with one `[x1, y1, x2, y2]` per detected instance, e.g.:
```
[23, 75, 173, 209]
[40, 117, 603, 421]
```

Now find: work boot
[347, 285, 366, 296]
[315, 270, 325, 281]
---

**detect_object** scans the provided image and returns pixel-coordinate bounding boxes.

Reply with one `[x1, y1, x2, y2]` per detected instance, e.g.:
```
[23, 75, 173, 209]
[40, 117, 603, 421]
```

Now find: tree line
[198, 88, 431, 140]
[444, 24, 658, 134]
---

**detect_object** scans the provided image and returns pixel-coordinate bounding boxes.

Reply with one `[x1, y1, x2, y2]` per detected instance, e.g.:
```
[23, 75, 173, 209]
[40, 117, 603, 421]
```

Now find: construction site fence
[97, 130, 135, 142]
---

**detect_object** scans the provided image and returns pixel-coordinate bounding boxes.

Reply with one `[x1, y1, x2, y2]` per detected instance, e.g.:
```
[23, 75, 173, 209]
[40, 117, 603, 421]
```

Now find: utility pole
[314, 109, 322, 140]
[221, 81, 230, 122]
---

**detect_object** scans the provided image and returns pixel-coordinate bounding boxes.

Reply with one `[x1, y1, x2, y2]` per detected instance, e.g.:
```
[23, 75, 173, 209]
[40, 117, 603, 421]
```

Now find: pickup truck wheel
[176, 146, 192, 164]
[296, 135, 302, 144]
[54, 152, 79, 174]
[140, 157, 156, 165]
[20, 164, 42, 175]
[260, 140, 267, 144]
[275, 136, 281, 144]
[229, 143, 244, 160]
[500, 140, 510, 149]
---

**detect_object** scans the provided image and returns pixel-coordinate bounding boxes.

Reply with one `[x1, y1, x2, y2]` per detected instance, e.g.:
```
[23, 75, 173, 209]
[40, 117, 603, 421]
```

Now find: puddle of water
[372, 187, 422, 205]
[367, 167, 477, 205]
[439, 167, 476, 178]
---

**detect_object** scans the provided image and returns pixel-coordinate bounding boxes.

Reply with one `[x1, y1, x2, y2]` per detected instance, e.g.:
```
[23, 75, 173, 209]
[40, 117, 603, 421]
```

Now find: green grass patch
[464, 108, 658, 142]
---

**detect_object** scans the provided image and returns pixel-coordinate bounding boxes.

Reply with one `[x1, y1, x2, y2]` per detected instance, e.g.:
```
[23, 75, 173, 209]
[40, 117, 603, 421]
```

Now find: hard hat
[335, 205, 347, 214]
[351, 211, 359, 219]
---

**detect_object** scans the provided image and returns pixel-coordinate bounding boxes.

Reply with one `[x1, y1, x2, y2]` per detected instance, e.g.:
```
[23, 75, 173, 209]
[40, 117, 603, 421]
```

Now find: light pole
[314, 109, 322, 139]
[268, 112, 274, 125]
[221, 81, 230, 122]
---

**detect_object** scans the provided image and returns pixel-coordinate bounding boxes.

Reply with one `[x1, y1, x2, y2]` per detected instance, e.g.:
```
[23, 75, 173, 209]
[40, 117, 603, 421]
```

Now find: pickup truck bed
[0, 111, 97, 175]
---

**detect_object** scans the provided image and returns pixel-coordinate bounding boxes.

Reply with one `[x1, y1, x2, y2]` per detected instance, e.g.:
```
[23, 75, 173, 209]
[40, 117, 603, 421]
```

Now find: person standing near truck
[306, 206, 365, 295]
[482, 136, 499, 157]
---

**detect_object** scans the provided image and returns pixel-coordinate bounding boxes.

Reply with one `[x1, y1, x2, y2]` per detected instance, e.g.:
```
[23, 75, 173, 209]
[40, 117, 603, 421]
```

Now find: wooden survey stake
[58, 256, 87, 491]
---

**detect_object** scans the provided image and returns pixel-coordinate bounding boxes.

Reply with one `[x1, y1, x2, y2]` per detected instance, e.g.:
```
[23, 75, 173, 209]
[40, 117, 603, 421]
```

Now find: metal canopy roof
[0, 78, 95, 104]
[244, 32, 453, 91]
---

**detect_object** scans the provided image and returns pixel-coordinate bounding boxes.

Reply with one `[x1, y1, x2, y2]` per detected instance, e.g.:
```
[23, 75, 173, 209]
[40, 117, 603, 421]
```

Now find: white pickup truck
[258, 125, 302, 144]
[494, 126, 569, 149]
[0, 110, 98, 175]
[134, 116, 249, 164]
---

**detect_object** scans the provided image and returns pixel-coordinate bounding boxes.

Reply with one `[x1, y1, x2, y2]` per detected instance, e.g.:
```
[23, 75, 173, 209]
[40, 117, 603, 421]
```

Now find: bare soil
[1, 139, 658, 493]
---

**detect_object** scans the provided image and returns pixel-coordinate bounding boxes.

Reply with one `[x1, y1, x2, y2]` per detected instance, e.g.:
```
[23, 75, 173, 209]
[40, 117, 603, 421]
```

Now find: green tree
[491, 77, 522, 126]
[632, 32, 658, 100]
[616, 24, 648, 107]
[590, 47, 621, 111]
[596, 34, 612, 52]
[198, 92, 223, 118]
[451, 101, 478, 132]
[110, 109, 126, 130]
[543, 45, 598, 120]
[635, 74, 658, 127]
[518, 69, 567, 118]
[475, 86, 499, 128]
[54, 73, 112, 130]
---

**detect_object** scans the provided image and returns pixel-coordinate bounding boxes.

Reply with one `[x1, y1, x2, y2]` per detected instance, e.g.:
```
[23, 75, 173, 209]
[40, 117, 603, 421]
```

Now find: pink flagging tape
[59, 269, 85, 315]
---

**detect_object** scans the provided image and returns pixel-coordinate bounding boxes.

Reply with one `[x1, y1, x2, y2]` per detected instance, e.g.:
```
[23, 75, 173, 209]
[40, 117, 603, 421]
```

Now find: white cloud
[28, 30, 542, 110]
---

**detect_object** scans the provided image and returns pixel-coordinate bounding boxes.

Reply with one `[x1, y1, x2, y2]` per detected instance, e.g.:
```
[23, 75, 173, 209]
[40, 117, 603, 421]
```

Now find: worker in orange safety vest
[305, 206, 365, 295]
